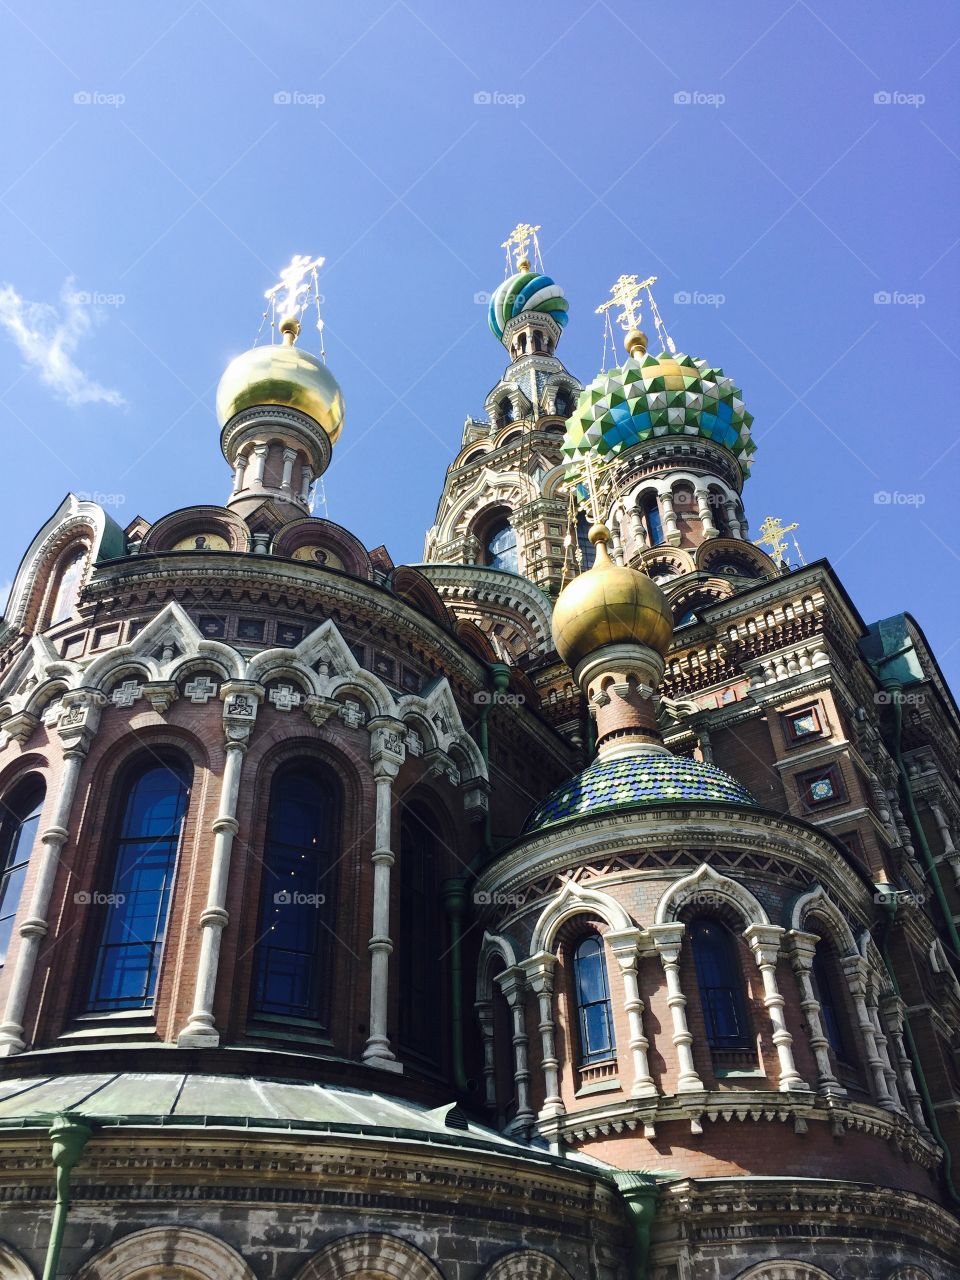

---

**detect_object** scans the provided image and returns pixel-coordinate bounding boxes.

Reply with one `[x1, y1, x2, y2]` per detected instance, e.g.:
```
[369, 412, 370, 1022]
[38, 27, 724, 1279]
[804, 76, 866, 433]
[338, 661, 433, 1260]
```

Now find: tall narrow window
[399, 805, 441, 1060]
[573, 934, 615, 1064]
[486, 520, 519, 574]
[642, 495, 664, 546]
[811, 940, 852, 1062]
[0, 778, 44, 967]
[252, 764, 340, 1027]
[87, 759, 190, 1012]
[48, 549, 85, 626]
[691, 919, 751, 1049]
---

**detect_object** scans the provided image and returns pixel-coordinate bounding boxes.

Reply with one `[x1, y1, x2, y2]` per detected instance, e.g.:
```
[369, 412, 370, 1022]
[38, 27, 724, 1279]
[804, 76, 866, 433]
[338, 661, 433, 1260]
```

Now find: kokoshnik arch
[0, 235, 956, 1280]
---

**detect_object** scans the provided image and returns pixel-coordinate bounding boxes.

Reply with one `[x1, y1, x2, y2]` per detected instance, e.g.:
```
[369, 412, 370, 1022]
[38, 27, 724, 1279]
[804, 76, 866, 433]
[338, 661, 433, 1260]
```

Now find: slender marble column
[279, 447, 297, 496]
[880, 992, 927, 1128]
[232, 453, 248, 495]
[0, 690, 105, 1056]
[498, 965, 534, 1129]
[725, 499, 743, 539]
[522, 952, 564, 1118]
[695, 487, 718, 539]
[840, 955, 895, 1107]
[607, 928, 658, 1098]
[786, 930, 845, 1097]
[250, 443, 269, 484]
[867, 984, 905, 1114]
[744, 924, 809, 1091]
[476, 999, 496, 1108]
[177, 684, 261, 1046]
[660, 492, 681, 546]
[362, 718, 405, 1071]
[649, 924, 703, 1092]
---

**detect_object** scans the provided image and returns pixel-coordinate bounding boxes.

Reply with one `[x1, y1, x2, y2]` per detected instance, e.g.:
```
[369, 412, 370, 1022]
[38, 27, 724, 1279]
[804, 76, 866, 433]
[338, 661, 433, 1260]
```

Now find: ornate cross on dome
[754, 515, 799, 567]
[596, 274, 656, 332]
[501, 222, 541, 272]
[264, 254, 325, 325]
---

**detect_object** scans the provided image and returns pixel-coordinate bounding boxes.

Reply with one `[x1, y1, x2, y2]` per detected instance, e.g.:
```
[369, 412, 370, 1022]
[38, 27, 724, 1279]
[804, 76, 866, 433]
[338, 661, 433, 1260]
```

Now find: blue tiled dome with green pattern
[524, 752, 756, 832]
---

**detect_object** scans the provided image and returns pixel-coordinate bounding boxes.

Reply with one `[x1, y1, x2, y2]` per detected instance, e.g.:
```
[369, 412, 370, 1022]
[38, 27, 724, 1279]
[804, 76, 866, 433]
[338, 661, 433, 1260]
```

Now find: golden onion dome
[215, 319, 345, 443]
[552, 523, 673, 670]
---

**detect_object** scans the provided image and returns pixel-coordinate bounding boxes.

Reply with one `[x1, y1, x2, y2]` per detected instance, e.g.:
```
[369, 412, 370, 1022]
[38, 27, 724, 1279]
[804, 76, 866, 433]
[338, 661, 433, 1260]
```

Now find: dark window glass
[573, 934, 615, 1064]
[398, 807, 441, 1060]
[87, 761, 189, 1011]
[252, 765, 340, 1025]
[643, 497, 664, 546]
[811, 943, 851, 1062]
[487, 521, 519, 574]
[0, 779, 45, 967]
[691, 919, 751, 1049]
[576, 512, 596, 570]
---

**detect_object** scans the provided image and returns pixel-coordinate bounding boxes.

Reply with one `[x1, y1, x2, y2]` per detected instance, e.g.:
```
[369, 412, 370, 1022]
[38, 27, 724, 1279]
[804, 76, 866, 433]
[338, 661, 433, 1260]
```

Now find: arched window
[690, 918, 751, 1049]
[575, 512, 596, 570]
[87, 758, 190, 1012]
[811, 939, 853, 1063]
[498, 396, 515, 426]
[0, 778, 44, 967]
[486, 520, 519, 574]
[251, 763, 340, 1027]
[572, 934, 615, 1064]
[642, 494, 664, 546]
[48, 548, 86, 626]
[398, 805, 441, 1060]
[555, 388, 572, 417]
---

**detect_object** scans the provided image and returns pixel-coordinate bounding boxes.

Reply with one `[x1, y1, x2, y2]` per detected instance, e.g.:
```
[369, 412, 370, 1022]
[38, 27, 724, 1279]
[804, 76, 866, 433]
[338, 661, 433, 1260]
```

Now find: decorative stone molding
[655, 861, 770, 927]
[292, 1232, 444, 1280]
[75, 1226, 256, 1280]
[481, 1249, 574, 1280]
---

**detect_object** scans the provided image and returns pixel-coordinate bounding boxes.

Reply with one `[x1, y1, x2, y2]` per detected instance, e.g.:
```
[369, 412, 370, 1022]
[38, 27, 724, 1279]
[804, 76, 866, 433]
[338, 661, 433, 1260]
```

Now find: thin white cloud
[0, 279, 125, 407]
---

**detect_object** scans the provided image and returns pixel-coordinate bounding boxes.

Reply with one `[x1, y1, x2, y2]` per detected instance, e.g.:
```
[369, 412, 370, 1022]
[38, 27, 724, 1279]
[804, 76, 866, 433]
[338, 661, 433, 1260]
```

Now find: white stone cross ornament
[269, 684, 303, 712]
[184, 675, 218, 704]
[339, 699, 365, 728]
[111, 680, 143, 708]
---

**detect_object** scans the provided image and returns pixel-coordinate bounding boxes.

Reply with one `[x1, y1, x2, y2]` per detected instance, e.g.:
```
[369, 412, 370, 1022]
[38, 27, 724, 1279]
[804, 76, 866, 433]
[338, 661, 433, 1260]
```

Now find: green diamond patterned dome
[563, 351, 756, 476]
[524, 752, 757, 832]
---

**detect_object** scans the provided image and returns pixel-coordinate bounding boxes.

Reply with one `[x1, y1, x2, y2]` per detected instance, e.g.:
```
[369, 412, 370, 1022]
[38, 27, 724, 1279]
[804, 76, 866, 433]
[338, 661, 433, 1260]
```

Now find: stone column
[694, 487, 719, 539]
[362, 717, 406, 1072]
[300, 465, 315, 507]
[0, 690, 105, 1056]
[476, 999, 496, 1108]
[725, 499, 743, 539]
[177, 682, 262, 1047]
[744, 924, 809, 1091]
[880, 992, 927, 1128]
[251, 442, 269, 485]
[648, 923, 703, 1092]
[629, 508, 648, 553]
[232, 453, 248, 495]
[522, 951, 564, 1118]
[867, 984, 905, 1114]
[607, 928, 658, 1098]
[498, 965, 534, 1129]
[279, 447, 297, 496]
[839, 955, 895, 1107]
[785, 930, 845, 1097]
[660, 492, 681, 546]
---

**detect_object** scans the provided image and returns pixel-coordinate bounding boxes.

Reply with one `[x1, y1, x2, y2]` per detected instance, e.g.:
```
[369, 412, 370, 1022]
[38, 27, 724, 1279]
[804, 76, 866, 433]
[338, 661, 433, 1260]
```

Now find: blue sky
[1, 2, 958, 690]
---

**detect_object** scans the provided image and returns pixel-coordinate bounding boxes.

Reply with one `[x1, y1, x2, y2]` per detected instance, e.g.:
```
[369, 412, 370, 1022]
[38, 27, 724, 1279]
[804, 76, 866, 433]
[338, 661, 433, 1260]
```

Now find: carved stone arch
[655, 863, 770, 929]
[789, 885, 858, 955]
[139, 504, 250, 554]
[273, 516, 374, 579]
[245, 649, 323, 698]
[482, 1248, 574, 1280]
[439, 473, 523, 546]
[400, 678, 488, 784]
[540, 462, 571, 500]
[83, 601, 235, 691]
[292, 620, 399, 719]
[696, 536, 776, 581]
[293, 1232, 444, 1280]
[74, 1226, 256, 1280]
[530, 879, 635, 956]
[733, 1264, 837, 1280]
[886, 1268, 934, 1280]
[478, 929, 519, 1001]
[0, 1239, 34, 1279]
[455, 619, 498, 663]
[391, 565, 450, 627]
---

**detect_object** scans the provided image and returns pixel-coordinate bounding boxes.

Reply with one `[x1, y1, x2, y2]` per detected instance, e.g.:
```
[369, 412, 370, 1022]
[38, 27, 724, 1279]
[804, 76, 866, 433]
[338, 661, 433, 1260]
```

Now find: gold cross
[754, 515, 799, 566]
[596, 274, 657, 331]
[265, 254, 324, 322]
[502, 223, 541, 272]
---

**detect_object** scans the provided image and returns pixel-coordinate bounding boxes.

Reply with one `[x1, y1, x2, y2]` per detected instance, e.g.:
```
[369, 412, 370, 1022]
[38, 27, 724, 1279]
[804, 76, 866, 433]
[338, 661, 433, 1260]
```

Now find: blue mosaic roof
[524, 752, 757, 832]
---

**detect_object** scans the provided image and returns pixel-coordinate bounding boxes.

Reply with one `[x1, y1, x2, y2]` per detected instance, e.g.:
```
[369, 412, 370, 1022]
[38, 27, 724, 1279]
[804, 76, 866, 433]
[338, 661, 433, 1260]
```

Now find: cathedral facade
[0, 241, 957, 1280]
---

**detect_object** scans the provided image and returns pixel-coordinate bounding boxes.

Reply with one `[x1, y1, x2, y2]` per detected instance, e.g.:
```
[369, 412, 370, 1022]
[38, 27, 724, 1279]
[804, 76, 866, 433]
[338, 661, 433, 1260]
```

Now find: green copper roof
[563, 351, 756, 476]
[524, 752, 757, 832]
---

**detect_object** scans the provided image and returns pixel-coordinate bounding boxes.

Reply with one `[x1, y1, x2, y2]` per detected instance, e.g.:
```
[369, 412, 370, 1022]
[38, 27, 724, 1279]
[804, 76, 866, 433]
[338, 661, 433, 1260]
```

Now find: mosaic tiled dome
[488, 270, 569, 340]
[562, 351, 756, 475]
[524, 752, 757, 832]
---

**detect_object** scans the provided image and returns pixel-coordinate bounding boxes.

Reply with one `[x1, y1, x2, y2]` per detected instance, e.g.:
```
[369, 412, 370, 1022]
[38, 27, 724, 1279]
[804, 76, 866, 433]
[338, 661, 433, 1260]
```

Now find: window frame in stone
[782, 703, 824, 746]
[797, 763, 846, 810]
[690, 917, 753, 1053]
[0, 776, 45, 969]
